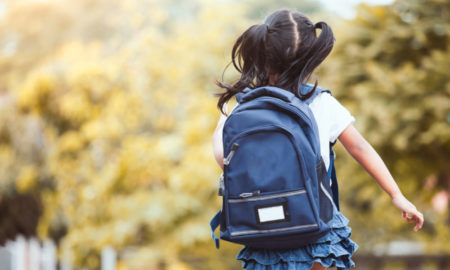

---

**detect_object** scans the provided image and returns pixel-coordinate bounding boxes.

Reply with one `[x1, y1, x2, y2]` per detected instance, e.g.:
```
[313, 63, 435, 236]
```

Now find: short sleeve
[323, 94, 355, 143]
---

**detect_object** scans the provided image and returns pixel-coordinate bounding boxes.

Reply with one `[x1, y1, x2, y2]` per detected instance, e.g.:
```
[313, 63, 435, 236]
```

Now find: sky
[319, 0, 395, 18]
[0, 0, 397, 21]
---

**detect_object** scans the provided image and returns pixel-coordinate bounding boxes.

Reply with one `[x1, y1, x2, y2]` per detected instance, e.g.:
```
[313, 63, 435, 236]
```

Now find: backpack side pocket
[316, 160, 334, 222]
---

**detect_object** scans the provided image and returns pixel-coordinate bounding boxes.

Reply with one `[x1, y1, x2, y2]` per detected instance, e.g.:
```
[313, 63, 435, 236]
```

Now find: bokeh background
[0, 0, 448, 269]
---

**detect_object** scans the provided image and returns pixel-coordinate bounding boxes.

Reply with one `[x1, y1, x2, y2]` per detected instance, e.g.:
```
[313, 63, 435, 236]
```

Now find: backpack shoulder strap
[304, 84, 332, 105]
[236, 84, 332, 105]
[236, 86, 295, 104]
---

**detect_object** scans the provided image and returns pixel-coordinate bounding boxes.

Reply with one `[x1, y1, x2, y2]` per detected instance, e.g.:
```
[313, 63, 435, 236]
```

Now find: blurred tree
[0, 0, 248, 269]
[321, 0, 450, 253]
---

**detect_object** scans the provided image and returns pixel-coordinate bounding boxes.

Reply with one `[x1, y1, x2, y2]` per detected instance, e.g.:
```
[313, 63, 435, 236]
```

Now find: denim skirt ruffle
[236, 204, 358, 270]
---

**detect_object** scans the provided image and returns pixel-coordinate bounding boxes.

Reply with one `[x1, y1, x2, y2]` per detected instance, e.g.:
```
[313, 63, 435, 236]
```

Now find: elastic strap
[210, 210, 221, 249]
[328, 145, 340, 211]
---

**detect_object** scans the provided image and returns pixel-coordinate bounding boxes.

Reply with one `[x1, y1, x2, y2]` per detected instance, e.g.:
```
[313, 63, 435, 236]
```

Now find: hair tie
[315, 22, 323, 29]
[260, 23, 270, 32]
[264, 23, 275, 34]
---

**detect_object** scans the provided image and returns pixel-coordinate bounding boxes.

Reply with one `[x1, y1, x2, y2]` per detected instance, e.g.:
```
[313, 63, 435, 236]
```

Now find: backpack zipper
[230, 223, 318, 237]
[218, 173, 225, 196]
[223, 143, 239, 166]
[239, 190, 260, 198]
[229, 189, 306, 203]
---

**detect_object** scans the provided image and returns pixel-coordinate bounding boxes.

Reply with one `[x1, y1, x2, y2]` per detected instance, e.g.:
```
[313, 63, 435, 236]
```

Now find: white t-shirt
[308, 92, 355, 171]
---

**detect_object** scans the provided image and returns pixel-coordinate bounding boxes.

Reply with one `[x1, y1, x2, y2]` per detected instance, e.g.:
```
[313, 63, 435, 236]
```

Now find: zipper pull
[239, 192, 252, 198]
[252, 190, 261, 196]
[223, 143, 239, 166]
[239, 190, 261, 198]
[218, 173, 224, 196]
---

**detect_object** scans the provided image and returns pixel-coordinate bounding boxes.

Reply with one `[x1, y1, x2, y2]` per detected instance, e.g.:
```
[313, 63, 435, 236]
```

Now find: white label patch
[257, 205, 285, 223]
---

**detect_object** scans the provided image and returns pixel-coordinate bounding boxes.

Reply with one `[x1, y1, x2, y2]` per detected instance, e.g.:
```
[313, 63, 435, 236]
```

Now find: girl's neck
[269, 74, 279, 85]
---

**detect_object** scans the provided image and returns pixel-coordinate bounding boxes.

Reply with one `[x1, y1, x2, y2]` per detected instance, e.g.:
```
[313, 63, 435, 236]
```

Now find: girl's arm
[212, 104, 228, 170]
[338, 124, 424, 231]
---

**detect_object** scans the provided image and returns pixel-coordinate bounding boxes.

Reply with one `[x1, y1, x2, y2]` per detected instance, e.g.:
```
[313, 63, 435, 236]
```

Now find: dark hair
[215, 9, 335, 114]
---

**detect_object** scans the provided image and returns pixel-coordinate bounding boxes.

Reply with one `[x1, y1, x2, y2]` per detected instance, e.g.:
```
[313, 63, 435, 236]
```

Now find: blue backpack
[210, 84, 340, 249]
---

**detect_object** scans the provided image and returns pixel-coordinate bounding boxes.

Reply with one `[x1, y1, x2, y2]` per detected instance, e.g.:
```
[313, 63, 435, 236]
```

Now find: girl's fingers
[403, 211, 413, 221]
[402, 210, 424, 231]
[415, 211, 424, 230]
[405, 213, 414, 222]
[410, 211, 424, 231]
[395, 197, 424, 231]
[414, 220, 422, 232]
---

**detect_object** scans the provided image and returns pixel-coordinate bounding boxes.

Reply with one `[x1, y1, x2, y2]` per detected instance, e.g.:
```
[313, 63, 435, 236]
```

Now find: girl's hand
[391, 193, 424, 232]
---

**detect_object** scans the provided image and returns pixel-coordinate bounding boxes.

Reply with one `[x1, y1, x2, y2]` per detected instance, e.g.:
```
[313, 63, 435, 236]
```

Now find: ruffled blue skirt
[236, 204, 358, 270]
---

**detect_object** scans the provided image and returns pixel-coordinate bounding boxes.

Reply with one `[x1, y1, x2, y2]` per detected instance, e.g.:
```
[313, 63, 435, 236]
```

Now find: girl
[211, 9, 424, 270]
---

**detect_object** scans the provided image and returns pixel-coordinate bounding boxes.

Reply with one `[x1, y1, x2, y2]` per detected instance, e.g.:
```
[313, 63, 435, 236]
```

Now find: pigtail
[276, 19, 335, 100]
[215, 23, 272, 115]
[296, 21, 335, 98]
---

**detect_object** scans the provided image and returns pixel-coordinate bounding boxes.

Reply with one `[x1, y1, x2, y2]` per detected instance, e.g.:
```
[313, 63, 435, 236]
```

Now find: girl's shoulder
[309, 90, 355, 142]
[309, 90, 350, 114]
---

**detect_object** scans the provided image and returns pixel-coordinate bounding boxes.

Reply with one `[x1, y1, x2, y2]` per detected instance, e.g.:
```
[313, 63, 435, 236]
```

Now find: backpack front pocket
[226, 189, 318, 238]
[224, 125, 309, 198]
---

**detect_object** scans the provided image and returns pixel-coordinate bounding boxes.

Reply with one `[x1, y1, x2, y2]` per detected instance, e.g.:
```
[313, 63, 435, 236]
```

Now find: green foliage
[321, 0, 450, 252]
[0, 0, 248, 268]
